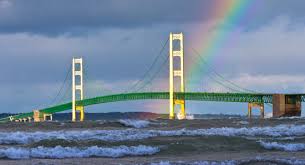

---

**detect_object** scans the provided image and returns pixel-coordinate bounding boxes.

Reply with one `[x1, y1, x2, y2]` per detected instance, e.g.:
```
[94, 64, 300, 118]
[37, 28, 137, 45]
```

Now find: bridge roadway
[2, 92, 305, 122]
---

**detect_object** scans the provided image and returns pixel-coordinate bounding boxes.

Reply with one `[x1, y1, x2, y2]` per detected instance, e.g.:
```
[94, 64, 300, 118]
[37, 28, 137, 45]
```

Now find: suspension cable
[126, 38, 169, 93]
[34, 62, 72, 110]
[134, 54, 169, 92]
[186, 53, 244, 93]
[191, 47, 258, 93]
[190, 47, 273, 107]
[132, 38, 180, 92]
[48, 65, 72, 106]
[56, 78, 72, 104]
[82, 62, 113, 97]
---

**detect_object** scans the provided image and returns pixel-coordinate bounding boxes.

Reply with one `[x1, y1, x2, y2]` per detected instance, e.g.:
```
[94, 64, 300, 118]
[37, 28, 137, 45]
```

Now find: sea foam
[259, 141, 305, 152]
[150, 158, 305, 165]
[1, 124, 305, 144]
[118, 119, 150, 128]
[150, 161, 236, 165]
[0, 145, 159, 159]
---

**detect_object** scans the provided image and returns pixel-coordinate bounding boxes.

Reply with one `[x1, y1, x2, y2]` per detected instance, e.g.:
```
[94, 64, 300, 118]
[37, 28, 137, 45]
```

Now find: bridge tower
[169, 32, 186, 119]
[72, 57, 84, 122]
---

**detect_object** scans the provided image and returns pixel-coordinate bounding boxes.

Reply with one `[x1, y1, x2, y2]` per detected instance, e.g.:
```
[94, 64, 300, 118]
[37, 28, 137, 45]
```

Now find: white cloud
[214, 16, 305, 75]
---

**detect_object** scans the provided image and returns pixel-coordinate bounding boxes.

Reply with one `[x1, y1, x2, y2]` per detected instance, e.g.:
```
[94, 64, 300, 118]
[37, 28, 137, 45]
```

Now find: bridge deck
[2, 92, 304, 122]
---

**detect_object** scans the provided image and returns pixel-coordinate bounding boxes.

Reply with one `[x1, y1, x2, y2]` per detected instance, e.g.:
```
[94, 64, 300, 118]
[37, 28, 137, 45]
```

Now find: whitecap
[1, 124, 305, 144]
[0, 145, 159, 159]
[259, 141, 305, 152]
[118, 119, 150, 128]
[149, 158, 305, 165]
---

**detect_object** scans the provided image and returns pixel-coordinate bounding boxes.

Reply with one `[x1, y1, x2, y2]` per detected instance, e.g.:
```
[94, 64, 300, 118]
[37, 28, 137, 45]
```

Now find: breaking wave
[118, 119, 150, 128]
[1, 124, 305, 144]
[0, 145, 159, 159]
[259, 141, 305, 152]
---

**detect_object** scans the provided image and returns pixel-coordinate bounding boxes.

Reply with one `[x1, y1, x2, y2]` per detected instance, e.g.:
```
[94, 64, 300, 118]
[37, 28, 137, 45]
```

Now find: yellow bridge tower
[72, 57, 84, 122]
[169, 32, 186, 119]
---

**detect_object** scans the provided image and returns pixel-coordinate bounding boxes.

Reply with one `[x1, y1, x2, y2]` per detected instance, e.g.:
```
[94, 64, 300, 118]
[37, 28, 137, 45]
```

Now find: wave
[1, 124, 305, 144]
[0, 129, 154, 144]
[0, 145, 159, 159]
[276, 116, 305, 120]
[118, 119, 150, 128]
[243, 157, 305, 165]
[259, 141, 305, 152]
[150, 157, 305, 165]
[150, 161, 235, 165]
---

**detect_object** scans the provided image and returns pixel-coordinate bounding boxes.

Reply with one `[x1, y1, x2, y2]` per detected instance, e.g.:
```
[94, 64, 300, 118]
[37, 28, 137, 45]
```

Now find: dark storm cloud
[0, 0, 208, 35]
[1, 0, 305, 35]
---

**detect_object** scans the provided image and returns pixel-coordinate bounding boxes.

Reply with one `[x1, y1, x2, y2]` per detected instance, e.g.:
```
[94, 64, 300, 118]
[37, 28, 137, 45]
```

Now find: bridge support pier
[33, 110, 42, 122]
[72, 57, 85, 122]
[273, 94, 301, 117]
[33, 110, 52, 122]
[43, 114, 53, 121]
[169, 32, 186, 120]
[248, 103, 264, 119]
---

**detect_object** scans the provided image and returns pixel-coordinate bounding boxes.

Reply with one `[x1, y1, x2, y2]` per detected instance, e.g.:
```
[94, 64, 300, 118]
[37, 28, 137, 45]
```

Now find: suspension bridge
[1, 33, 304, 122]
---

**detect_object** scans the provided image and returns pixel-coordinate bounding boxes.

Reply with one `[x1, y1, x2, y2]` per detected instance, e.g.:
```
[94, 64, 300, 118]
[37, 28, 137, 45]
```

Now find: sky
[1, 0, 305, 116]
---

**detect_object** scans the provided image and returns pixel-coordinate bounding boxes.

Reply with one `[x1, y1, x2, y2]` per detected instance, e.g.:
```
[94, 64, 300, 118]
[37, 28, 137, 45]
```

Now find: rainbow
[150, 1, 254, 112]
[186, 0, 253, 91]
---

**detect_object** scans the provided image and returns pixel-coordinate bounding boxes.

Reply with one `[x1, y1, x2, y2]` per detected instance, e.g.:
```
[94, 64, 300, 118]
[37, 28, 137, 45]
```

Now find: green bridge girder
[1, 92, 278, 122]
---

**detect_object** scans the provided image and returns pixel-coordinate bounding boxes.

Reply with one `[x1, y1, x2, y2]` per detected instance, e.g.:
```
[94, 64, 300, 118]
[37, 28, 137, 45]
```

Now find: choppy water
[0, 113, 305, 164]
